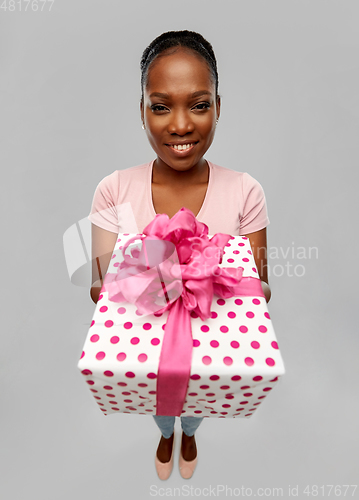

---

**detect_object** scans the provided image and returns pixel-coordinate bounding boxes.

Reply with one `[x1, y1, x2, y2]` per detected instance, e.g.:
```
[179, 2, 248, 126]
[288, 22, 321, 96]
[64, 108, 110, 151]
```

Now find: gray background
[1, 0, 358, 498]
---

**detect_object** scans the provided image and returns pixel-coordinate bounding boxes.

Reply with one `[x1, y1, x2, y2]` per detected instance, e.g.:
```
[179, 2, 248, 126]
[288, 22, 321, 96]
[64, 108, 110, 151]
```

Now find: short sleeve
[87, 171, 120, 234]
[239, 172, 270, 235]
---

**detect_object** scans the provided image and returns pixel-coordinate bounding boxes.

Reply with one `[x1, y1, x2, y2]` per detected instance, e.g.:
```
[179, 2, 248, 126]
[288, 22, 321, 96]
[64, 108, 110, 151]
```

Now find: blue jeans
[153, 415, 204, 439]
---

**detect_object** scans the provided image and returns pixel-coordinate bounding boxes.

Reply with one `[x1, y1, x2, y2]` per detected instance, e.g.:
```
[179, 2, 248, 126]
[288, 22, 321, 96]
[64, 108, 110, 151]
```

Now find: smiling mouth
[166, 142, 198, 151]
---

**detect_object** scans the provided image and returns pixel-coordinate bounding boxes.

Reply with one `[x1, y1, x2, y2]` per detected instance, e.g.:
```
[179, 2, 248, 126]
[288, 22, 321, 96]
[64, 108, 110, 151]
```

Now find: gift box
[78, 209, 285, 418]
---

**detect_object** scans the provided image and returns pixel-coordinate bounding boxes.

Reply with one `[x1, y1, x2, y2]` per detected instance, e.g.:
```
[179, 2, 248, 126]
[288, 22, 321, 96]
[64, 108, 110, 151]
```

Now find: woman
[88, 30, 271, 480]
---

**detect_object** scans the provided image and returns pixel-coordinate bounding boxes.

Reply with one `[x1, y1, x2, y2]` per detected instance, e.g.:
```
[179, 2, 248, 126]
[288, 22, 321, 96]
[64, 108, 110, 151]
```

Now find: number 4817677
[303, 484, 357, 497]
[0, 0, 55, 11]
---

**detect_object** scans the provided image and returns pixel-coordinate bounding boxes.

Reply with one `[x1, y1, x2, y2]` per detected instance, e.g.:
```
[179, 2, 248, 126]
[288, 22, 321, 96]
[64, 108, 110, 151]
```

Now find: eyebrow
[149, 90, 212, 99]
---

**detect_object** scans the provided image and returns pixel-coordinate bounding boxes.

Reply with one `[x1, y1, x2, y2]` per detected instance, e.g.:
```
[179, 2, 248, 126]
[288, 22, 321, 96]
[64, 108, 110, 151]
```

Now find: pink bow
[102, 207, 265, 416]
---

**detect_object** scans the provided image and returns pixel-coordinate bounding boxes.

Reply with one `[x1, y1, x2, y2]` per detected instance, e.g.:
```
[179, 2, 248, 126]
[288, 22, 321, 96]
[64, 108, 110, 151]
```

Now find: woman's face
[140, 48, 220, 173]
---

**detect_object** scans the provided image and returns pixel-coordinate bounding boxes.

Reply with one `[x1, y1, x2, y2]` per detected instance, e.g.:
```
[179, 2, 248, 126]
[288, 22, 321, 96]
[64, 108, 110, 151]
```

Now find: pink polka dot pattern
[77, 232, 285, 418]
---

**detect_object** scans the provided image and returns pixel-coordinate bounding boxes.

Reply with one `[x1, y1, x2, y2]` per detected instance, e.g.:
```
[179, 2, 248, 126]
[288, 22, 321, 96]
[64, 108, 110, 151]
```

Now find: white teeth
[171, 143, 193, 150]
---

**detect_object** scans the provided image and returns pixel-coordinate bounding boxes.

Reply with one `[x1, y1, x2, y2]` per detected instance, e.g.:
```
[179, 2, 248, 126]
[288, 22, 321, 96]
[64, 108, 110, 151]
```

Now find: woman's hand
[90, 279, 105, 304]
[243, 227, 271, 303]
[260, 280, 271, 303]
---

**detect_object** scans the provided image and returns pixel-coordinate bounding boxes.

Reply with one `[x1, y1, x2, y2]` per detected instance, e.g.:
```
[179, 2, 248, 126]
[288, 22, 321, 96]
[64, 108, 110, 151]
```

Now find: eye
[193, 102, 211, 111]
[151, 105, 168, 112]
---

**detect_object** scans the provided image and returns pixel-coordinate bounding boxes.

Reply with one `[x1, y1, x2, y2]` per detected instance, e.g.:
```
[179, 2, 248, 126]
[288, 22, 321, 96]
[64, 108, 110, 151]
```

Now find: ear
[216, 95, 221, 121]
[140, 99, 144, 123]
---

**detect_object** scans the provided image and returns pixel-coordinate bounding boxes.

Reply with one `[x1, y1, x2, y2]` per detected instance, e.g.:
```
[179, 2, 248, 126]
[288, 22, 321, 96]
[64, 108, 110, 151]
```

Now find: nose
[167, 109, 195, 135]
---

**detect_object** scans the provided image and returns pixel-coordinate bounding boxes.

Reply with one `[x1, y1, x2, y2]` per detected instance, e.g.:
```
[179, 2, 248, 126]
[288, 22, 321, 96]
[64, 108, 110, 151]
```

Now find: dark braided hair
[140, 30, 219, 103]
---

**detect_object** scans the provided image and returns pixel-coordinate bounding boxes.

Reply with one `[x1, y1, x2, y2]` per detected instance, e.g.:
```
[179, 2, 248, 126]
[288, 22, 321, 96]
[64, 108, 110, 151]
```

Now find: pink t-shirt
[88, 159, 270, 236]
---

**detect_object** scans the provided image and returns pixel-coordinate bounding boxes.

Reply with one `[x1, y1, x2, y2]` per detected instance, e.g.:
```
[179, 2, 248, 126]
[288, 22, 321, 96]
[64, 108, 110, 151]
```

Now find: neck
[152, 158, 208, 186]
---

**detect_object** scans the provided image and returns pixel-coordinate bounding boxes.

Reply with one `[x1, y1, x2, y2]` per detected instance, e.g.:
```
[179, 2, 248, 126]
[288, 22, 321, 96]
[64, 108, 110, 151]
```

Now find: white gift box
[78, 233, 285, 418]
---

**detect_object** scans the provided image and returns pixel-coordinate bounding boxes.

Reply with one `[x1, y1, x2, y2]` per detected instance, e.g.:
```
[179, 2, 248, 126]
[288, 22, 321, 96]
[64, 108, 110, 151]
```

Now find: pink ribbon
[102, 207, 265, 416]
